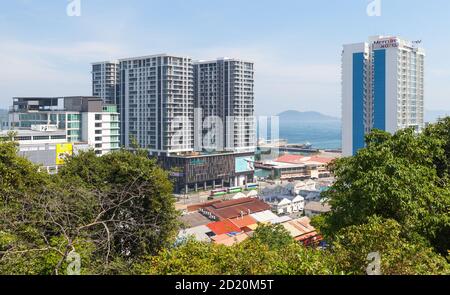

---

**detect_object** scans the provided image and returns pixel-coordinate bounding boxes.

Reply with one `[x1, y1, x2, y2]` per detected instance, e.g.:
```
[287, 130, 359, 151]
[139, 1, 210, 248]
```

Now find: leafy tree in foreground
[251, 223, 293, 250]
[1, 146, 179, 274]
[321, 126, 450, 256]
[331, 216, 450, 275]
[137, 231, 338, 275]
[57, 149, 180, 261]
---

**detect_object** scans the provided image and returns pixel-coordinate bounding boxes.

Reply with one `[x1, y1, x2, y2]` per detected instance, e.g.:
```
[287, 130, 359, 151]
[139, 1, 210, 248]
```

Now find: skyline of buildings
[342, 35, 425, 156]
[91, 55, 256, 155]
[1, 34, 430, 167]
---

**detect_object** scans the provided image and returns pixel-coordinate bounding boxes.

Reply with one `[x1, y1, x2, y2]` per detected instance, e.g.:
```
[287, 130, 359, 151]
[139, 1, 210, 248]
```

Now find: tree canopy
[321, 119, 450, 256]
[0, 147, 179, 274]
[1, 118, 450, 275]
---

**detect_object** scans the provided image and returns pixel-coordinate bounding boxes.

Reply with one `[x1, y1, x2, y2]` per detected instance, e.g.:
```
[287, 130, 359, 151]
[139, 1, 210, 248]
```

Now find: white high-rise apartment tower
[342, 36, 425, 156]
[118, 54, 194, 155]
[194, 58, 256, 152]
[92, 61, 119, 105]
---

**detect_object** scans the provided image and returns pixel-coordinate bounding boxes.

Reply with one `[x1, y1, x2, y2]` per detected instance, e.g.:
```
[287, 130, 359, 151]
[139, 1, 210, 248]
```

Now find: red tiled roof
[308, 156, 333, 164]
[207, 219, 242, 235]
[212, 232, 249, 246]
[204, 199, 271, 220]
[211, 197, 255, 209]
[275, 154, 333, 165]
[229, 215, 258, 228]
[275, 154, 305, 164]
[187, 200, 222, 212]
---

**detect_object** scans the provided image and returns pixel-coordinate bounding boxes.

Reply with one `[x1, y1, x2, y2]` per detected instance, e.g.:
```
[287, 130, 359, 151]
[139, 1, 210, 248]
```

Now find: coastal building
[255, 154, 334, 180]
[194, 58, 256, 152]
[250, 210, 280, 224]
[92, 54, 257, 193]
[8, 96, 120, 156]
[263, 195, 305, 215]
[342, 36, 425, 156]
[199, 197, 270, 221]
[92, 61, 119, 105]
[0, 127, 90, 173]
[281, 217, 322, 246]
[116, 54, 194, 154]
[0, 110, 8, 130]
[160, 151, 255, 193]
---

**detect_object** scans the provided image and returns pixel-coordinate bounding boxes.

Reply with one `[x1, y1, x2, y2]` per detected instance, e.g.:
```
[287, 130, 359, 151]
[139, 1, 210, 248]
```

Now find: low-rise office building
[159, 151, 255, 193]
[200, 197, 270, 221]
[9, 96, 120, 156]
[255, 154, 334, 180]
[304, 201, 332, 217]
[263, 195, 305, 215]
[0, 127, 90, 173]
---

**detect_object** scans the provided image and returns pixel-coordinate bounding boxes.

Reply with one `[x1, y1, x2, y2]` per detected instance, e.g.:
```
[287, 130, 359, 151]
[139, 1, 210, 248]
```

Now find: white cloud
[0, 40, 342, 116]
[0, 40, 126, 108]
[190, 45, 341, 116]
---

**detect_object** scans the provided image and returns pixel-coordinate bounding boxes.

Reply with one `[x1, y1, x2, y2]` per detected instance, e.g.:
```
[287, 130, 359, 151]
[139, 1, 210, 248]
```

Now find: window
[51, 135, 67, 140]
[95, 130, 102, 135]
[33, 136, 50, 141]
[95, 137, 102, 141]
[95, 114, 102, 121]
[15, 136, 32, 141]
[68, 122, 80, 129]
[95, 123, 102, 128]
[68, 114, 80, 121]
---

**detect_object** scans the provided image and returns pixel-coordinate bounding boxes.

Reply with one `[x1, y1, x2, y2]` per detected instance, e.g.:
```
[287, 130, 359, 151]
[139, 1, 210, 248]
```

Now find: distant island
[278, 110, 340, 122]
[271, 110, 342, 150]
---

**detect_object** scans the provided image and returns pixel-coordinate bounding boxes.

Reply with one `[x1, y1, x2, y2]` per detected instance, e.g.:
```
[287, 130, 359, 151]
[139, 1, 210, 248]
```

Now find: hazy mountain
[278, 110, 340, 122]
[425, 109, 450, 123]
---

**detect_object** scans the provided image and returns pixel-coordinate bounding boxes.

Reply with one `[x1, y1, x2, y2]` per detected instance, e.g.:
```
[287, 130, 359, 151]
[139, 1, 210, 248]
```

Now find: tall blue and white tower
[342, 36, 425, 156]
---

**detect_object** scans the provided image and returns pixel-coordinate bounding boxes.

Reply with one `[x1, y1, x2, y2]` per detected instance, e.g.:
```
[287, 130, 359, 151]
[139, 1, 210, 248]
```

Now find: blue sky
[1, 0, 450, 117]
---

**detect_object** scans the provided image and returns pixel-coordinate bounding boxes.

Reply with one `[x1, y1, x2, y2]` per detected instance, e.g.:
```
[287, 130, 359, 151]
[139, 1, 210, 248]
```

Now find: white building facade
[92, 61, 119, 105]
[117, 54, 194, 155]
[9, 97, 120, 156]
[342, 36, 425, 156]
[194, 58, 256, 153]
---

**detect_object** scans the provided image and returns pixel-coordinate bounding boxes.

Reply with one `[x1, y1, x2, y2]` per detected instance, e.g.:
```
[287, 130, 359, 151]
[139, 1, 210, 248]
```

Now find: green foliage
[0, 142, 49, 198]
[1, 144, 179, 274]
[331, 216, 450, 275]
[137, 238, 337, 275]
[322, 125, 450, 256]
[58, 149, 180, 257]
[2, 117, 450, 275]
[251, 223, 293, 250]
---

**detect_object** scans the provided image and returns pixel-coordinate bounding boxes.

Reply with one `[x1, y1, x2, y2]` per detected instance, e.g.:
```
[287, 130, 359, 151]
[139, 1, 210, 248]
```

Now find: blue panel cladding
[352, 52, 366, 155]
[373, 49, 386, 131]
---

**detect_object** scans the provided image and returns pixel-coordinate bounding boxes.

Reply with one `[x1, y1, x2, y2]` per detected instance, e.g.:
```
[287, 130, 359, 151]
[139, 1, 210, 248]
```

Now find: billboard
[56, 143, 73, 165]
[235, 156, 255, 173]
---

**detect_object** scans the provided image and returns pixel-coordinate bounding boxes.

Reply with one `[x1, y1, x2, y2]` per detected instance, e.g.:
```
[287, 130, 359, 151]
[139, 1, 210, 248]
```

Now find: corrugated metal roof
[304, 201, 331, 213]
[179, 212, 212, 228]
[204, 198, 271, 220]
[207, 219, 242, 235]
[270, 216, 292, 224]
[211, 197, 255, 209]
[212, 232, 249, 246]
[250, 210, 279, 223]
[229, 215, 258, 228]
[178, 225, 212, 242]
